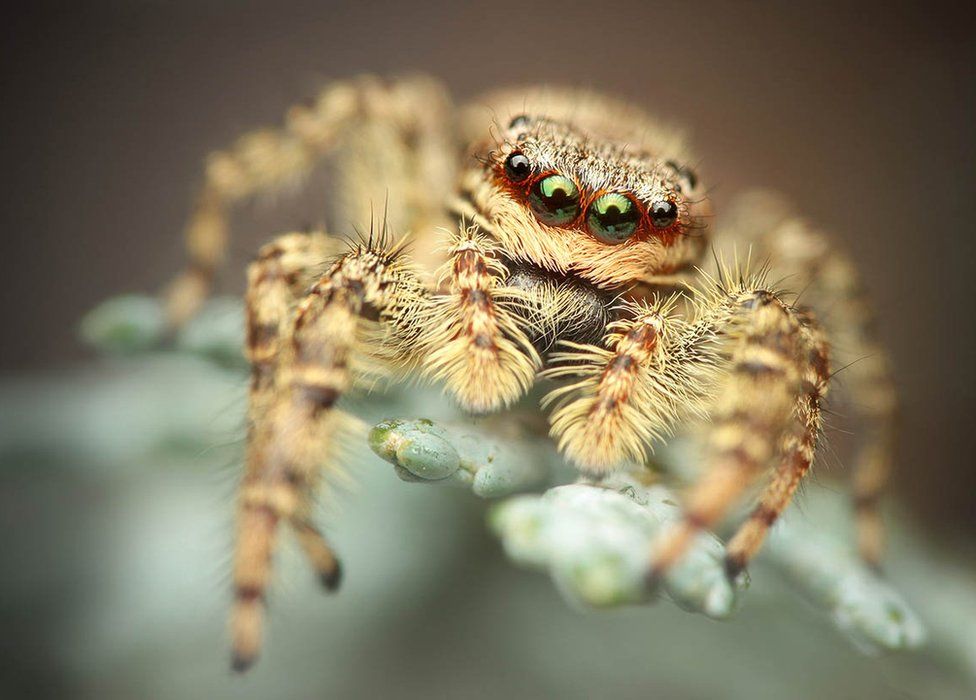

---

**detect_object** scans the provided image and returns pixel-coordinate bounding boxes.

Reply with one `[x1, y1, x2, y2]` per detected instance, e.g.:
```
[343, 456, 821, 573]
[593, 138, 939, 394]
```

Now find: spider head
[468, 112, 710, 288]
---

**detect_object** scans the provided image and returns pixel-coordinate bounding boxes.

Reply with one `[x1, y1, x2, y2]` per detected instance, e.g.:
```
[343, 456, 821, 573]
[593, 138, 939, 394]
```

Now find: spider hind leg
[164, 75, 455, 328]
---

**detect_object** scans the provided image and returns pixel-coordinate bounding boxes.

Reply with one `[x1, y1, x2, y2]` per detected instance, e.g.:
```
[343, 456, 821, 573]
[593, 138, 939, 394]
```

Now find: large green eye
[587, 193, 641, 243]
[529, 174, 580, 225]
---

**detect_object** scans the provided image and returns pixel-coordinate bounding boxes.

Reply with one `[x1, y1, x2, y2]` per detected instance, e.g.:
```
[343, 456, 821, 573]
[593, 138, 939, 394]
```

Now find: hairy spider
[161, 76, 895, 671]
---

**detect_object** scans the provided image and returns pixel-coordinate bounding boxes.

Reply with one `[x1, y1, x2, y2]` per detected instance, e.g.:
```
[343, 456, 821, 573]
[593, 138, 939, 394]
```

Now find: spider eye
[650, 200, 679, 229]
[504, 151, 532, 182]
[587, 192, 641, 244]
[529, 174, 580, 225]
[665, 160, 698, 193]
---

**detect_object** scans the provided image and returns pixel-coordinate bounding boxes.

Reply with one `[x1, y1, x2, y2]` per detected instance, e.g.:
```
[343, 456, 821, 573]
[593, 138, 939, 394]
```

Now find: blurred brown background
[2, 3, 974, 558]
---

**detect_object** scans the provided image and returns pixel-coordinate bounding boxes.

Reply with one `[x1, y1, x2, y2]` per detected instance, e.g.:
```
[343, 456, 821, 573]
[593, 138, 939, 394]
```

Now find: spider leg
[232, 224, 537, 671]
[723, 311, 830, 576]
[646, 286, 828, 583]
[233, 235, 430, 672]
[164, 74, 455, 328]
[543, 274, 830, 581]
[244, 233, 344, 590]
[289, 502, 342, 590]
[720, 191, 895, 567]
[232, 231, 347, 672]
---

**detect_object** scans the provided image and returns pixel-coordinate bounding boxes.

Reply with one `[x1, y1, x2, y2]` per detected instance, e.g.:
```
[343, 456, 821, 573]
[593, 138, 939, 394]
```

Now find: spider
[161, 75, 896, 671]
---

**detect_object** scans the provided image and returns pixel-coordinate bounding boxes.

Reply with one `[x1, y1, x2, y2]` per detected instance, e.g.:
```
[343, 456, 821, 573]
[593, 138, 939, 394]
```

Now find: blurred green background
[2, 2, 975, 698]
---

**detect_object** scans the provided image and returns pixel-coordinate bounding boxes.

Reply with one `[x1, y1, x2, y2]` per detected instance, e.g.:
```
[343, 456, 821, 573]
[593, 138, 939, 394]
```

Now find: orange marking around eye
[488, 154, 689, 248]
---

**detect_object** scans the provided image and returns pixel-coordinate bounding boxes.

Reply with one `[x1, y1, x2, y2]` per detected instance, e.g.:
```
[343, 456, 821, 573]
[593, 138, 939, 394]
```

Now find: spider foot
[319, 559, 343, 592]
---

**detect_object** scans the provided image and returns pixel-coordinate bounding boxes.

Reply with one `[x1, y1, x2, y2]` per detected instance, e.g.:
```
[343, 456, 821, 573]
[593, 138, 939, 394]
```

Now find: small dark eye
[666, 160, 698, 193]
[650, 200, 679, 229]
[587, 192, 641, 244]
[509, 114, 531, 130]
[504, 151, 532, 182]
[529, 174, 580, 225]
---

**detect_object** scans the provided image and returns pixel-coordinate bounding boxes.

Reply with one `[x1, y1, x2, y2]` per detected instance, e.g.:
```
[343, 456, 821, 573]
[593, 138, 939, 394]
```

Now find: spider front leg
[232, 225, 538, 671]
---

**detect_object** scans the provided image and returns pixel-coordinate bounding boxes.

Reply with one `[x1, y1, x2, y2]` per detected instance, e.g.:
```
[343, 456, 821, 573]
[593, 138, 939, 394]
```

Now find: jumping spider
[161, 76, 896, 671]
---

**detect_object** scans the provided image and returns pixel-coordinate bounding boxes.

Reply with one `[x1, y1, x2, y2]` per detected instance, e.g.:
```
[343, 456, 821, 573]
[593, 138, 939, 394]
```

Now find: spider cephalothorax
[159, 75, 896, 671]
[454, 110, 711, 289]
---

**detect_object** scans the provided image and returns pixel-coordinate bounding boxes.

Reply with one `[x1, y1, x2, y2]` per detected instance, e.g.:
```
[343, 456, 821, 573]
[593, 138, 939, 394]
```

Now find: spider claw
[319, 560, 343, 592]
[231, 650, 258, 674]
[723, 554, 747, 582]
[643, 565, 665, 593]
[864, 559, 885, 577]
